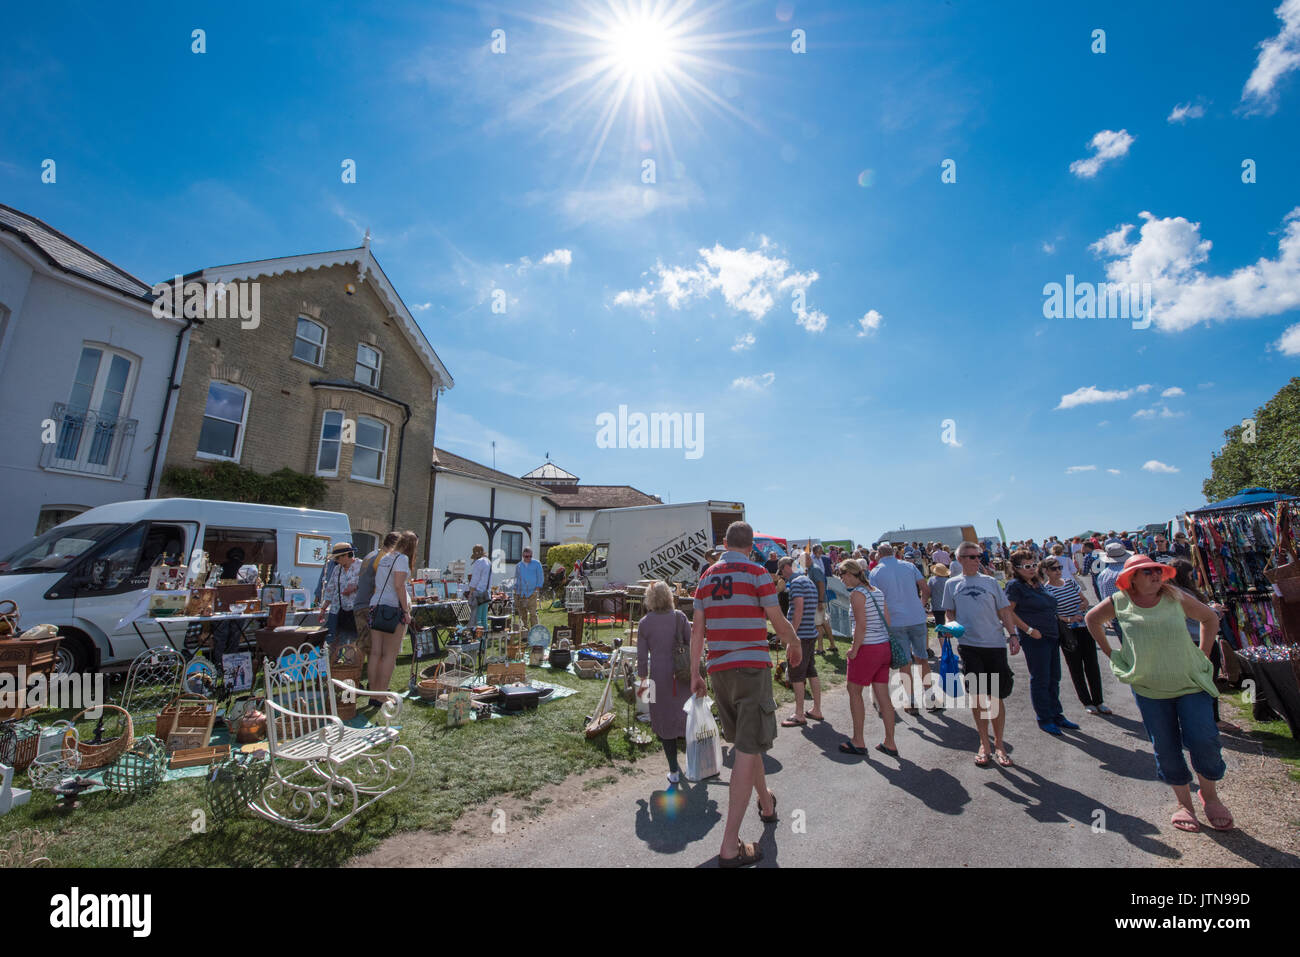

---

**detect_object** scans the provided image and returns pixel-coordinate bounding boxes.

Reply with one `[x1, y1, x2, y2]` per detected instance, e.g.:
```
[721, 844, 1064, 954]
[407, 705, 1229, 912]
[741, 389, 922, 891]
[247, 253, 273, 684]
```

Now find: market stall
[1184, 489, 1300, 737]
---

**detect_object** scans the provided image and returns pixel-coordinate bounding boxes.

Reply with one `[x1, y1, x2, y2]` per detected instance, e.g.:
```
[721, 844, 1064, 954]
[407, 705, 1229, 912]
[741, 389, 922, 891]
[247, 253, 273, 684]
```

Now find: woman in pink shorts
[837, 559, 897, 757]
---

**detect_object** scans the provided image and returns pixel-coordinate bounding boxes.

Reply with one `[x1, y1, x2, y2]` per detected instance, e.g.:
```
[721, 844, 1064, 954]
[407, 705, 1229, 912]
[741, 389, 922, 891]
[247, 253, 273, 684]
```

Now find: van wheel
[55, 632, 93, 675]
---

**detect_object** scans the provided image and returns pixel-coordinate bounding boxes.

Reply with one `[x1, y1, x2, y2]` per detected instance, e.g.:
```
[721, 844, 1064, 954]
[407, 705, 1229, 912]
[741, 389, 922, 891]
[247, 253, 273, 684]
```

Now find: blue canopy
[1190, 487, 1297, 512]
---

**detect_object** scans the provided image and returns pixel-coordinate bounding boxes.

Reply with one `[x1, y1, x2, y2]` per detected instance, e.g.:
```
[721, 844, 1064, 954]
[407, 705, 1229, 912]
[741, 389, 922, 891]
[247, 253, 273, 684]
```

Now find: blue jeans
[1020, 634, 1064, 724]
[474, 595, 490, 629]
[1131, 690, 1225, 786]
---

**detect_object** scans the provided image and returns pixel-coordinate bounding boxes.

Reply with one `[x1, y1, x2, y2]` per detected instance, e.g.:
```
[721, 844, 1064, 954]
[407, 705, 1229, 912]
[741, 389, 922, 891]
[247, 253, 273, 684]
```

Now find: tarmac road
[438, 646, 1251, 868]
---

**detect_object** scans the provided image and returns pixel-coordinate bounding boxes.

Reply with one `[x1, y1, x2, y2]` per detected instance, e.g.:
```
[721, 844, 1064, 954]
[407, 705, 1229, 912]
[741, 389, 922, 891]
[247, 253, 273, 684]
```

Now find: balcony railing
[39, 402, 137, 479]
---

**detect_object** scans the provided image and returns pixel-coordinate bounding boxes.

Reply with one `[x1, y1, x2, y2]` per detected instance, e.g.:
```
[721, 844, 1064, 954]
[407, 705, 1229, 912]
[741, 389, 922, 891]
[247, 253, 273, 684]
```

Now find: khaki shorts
[710, 667, 778, 755]
[815, 604, 827, 627]
[353, 609, 372, 655]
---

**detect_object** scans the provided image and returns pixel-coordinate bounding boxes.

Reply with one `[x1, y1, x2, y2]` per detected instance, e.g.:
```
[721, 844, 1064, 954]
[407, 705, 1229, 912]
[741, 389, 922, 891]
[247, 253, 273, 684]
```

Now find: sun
[511, 0, 771, 176]
[606, 15, 678, 78]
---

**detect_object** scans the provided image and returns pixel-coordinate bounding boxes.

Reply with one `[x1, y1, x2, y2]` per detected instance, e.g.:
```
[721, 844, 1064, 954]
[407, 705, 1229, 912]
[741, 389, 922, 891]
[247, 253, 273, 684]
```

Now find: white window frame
[539, 513, 546, 539]
[567, 511, 582, 526]
[52, 343, 139, 471]
[316, 409, 344, 477]
[195, 381, 251, 462]
[354, 343, 382, 388]
[349, 414, 388, 485]
[293, 316, 327, 367]
[500, 530, 523, 563]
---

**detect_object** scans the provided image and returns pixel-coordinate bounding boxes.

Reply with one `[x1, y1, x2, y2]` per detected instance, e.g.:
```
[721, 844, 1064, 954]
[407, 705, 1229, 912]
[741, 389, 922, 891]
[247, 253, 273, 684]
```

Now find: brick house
[159, 238, 453, 561]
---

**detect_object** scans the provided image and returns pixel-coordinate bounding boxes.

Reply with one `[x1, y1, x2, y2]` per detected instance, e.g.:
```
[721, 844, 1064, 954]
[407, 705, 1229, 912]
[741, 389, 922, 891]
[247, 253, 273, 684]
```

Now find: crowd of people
[634, 521, 1234, 867]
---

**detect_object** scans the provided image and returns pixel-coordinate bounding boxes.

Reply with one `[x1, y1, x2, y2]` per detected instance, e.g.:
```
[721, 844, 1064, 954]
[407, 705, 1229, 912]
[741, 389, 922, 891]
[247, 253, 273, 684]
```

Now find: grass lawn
[0, 609, 880, 867]
[1220, 688, 1300, 783]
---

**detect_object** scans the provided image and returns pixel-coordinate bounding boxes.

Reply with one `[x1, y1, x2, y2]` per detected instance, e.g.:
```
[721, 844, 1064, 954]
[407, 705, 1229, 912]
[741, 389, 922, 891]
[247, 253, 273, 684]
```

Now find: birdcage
[416, 647, 475, 701]
[0, 718, 40, 773]
[565, 581, 587, 613]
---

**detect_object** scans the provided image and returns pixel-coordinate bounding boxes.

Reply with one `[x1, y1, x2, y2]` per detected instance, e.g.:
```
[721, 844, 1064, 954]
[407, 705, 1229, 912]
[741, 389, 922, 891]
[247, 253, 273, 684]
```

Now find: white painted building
[520, 461, 661, 548]
[0, 204, 192, 556]
[429, 448, 548, 582]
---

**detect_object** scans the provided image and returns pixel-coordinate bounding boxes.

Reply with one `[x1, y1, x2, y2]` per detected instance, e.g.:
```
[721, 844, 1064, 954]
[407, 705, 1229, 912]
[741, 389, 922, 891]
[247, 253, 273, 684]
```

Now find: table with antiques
[0, 625, 64, 720]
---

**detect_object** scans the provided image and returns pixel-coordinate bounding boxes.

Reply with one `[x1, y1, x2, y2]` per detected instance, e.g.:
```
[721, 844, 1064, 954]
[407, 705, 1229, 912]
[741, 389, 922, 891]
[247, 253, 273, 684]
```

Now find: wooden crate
[157, 697, 216, 750]
[168, 744, 230, 769]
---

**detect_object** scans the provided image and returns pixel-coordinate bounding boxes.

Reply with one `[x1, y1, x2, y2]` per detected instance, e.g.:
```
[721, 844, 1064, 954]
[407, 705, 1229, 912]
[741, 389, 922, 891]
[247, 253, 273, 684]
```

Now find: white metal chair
[248, 642, 413, 833]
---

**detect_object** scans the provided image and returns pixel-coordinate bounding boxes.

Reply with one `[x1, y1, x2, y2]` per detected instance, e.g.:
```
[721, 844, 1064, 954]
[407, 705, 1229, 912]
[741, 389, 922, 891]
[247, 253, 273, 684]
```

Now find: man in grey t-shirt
[940, 543, 1030, 768]
[870, 545, 934, 711]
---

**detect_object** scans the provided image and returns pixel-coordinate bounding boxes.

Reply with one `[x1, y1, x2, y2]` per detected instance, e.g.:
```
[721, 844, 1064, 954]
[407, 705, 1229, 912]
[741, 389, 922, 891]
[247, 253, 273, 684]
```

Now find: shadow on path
[633, 780, 722, 854]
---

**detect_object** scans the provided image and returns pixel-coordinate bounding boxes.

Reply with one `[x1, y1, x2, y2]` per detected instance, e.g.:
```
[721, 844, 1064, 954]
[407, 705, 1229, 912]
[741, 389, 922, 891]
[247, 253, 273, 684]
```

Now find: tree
[1201, 376, 1300, 501]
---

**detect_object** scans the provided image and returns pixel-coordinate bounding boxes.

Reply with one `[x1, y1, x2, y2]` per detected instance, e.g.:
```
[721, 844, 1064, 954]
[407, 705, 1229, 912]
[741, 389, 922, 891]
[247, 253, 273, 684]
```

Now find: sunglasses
[1138, 568, 1165, 578]
[1015, 563, 1038, 569]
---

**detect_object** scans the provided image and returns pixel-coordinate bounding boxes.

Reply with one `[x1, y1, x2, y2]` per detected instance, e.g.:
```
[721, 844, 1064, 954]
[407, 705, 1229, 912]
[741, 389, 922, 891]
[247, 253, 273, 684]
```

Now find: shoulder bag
[672, 610, 692, 684]
[867, 588, 910, 669]
[369, 557, 404, 633]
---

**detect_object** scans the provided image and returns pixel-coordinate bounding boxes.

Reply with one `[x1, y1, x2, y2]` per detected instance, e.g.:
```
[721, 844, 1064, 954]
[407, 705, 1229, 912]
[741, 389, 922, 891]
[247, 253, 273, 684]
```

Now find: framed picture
[411, 627, 441, 661]
[221, 651, 253, 693]
[447, 688, 471, 727]
[411, 581, 428, 599]
[295, 533, 332, 567]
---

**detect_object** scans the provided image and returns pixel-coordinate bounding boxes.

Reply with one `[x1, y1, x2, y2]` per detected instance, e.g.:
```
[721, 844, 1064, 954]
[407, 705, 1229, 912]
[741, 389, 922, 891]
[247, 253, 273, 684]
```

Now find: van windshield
[0, 524, 126, 575]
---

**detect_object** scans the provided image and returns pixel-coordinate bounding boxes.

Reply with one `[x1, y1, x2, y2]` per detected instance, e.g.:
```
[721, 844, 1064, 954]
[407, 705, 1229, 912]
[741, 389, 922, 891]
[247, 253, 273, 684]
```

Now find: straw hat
[932, 563, 950, 577]
[1116, 554, 1176, 591]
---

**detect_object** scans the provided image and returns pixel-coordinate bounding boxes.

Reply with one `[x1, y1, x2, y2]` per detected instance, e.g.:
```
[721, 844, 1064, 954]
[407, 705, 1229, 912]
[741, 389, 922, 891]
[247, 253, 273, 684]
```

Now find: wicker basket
[72, 705, 134, 770]
[27, 724, 80, 791]
[0, 719, 40, 773]
[101, 735, 167, 796]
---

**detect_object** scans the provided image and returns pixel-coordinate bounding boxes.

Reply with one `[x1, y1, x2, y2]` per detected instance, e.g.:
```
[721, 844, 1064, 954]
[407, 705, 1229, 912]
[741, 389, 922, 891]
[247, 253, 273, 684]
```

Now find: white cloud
[796, 308, 828, 333]
[1167, 102, 1206, 123]
[731, 332, 756, 352]
[1161, 386, 1185, 397]
[1042, 241, 1057, 255]
[1142, 460, 1180, 474]
[1065, 465, 1097, 474]
[1069, 129, 1135, 178]
[731, 372, 776, 391]
[1277, 322, 1300, 355]
[857, 309, 883, 337]
[412, 302, 432, 312]
[615, 241, 820, 322]
[1091, 207, 1300, 333]
[1242, 0, 1300, 113]
[539, 248, 572, 267]
[1098, 420, 1110, 427]
[1133, 404, 1183, 419]
[1136, 384, 1152, 393]
[1057, 385, 1146, 409]
[1107, 468, 1122, 475]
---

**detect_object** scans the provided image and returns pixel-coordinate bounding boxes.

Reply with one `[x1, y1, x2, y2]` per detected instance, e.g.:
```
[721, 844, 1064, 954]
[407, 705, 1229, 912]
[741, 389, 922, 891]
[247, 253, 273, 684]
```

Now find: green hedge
[161, 461, 329, 508]
[542, 542, 591, 571]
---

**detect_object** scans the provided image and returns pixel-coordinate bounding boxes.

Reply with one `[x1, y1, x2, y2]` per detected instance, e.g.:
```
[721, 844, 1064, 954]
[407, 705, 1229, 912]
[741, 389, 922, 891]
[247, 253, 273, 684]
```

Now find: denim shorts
[889, 623, 929, 660]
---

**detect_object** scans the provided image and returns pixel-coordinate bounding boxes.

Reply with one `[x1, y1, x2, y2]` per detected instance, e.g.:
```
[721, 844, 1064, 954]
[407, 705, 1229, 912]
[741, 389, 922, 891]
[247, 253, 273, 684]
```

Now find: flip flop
[756, 792, 778, 823]
[719, 840, 763, 868]
[781, 716, 807, 727]
[1198, 796, 1234, 831]
[974, 749, 992, 767]
[875, 743, 899, 758]
[838, 741, 868, 755]
[994, 748, 1014, 768]
[1172, 807, 1201, 832]
[804, 711, 825, 722]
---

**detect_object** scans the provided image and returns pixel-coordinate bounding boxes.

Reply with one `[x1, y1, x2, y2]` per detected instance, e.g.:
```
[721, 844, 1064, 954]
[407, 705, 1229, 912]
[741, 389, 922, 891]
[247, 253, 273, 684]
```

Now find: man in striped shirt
[778, 557, 824, 726]
[691, 521, 800, 868]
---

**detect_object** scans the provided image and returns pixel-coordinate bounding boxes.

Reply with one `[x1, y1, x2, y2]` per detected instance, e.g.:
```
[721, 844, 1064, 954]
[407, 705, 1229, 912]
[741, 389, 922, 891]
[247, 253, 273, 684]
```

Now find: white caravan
[580, 501, 746, 588]
[0, 498, 352, 673]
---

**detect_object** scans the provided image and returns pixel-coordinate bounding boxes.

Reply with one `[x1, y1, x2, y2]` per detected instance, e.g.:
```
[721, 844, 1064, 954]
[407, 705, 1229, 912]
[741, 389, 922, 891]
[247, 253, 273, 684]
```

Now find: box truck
[581, 501, 746, 588]
[875, 525, 978, 548]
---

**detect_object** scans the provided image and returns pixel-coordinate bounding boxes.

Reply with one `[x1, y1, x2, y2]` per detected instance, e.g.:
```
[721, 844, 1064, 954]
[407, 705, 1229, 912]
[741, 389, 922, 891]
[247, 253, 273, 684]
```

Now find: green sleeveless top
[1110, 591, 1218, 700]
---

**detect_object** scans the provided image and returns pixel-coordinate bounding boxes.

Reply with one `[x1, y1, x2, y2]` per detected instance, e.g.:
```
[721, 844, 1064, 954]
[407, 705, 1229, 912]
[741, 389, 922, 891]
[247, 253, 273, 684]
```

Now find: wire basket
[27, 723, 80, 791]
[101, 735, 167, 796]
[0, 718, 41, 773]
[72, 705, 134, 770]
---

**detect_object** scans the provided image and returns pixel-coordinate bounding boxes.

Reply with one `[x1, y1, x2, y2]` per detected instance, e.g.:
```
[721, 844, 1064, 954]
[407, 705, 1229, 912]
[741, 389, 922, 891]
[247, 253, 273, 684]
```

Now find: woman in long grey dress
[637, 580, 692, 786]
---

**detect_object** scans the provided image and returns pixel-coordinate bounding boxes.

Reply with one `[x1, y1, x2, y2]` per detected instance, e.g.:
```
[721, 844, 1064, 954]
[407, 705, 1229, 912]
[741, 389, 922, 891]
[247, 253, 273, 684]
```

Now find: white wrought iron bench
[248, 642, 413, 833]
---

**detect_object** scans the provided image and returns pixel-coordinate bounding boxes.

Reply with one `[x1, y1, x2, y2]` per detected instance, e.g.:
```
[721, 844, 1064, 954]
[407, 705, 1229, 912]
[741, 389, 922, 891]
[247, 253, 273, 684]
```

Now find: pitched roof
[189, 240, 453, 398]
[543, 485, 662, 510]
[0, 203, 154, 304]
[433, 448, 548, 493]
[522, 462, 579, 482]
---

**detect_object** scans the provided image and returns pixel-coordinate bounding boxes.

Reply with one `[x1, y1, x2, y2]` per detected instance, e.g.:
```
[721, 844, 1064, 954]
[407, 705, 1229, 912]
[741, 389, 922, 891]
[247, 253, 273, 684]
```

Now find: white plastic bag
[683, 695, 722, 781]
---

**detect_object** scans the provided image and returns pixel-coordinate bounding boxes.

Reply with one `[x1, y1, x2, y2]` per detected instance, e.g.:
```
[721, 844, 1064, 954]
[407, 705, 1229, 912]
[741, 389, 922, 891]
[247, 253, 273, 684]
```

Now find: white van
[582, 501, 745, 588]
[0, 498, 352, 673]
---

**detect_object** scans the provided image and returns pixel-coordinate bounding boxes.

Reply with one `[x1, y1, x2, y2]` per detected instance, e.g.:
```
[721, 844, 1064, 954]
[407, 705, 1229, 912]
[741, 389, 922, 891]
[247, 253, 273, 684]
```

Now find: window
[316, 410, 343, 475]
[197, 381, 250, 460]
[201, 527, 277, 578]
[54, 344, 136, 469]
[567, 511, 582, 525]
[354, 343, 382, 388]
[500, 530, 523, 563]
[350, 415, 388, 483]
[539, 513, 546, 539]
[293, 317, 326, 365]
[351, 531, 377, 557]
[34, 507, 87, 537]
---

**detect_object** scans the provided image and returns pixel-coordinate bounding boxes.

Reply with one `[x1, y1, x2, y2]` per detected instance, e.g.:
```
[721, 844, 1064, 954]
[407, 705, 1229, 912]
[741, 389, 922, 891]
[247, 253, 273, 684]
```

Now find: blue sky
[4, 0, 1300, 543]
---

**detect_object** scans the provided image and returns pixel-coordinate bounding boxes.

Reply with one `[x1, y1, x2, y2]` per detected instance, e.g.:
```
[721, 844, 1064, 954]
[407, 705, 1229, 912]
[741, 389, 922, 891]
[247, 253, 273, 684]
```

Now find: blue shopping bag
[938, 633, 964, 700]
